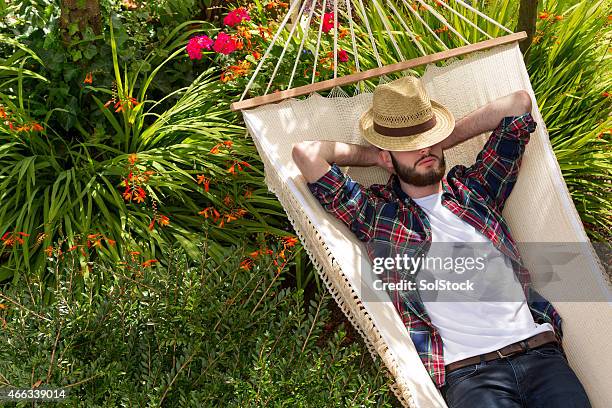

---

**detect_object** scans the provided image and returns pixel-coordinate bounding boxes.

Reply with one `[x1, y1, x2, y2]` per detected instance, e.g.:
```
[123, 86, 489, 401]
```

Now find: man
[291, 76, 591, 407]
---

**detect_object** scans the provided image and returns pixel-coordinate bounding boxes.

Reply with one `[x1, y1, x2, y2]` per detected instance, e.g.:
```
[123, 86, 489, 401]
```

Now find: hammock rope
[288, 0, 317, 89]
[240, 0, 520, 101]
[264, 0, 310, 94]
[386, 0, 427, 57]
[414, 0, 470, 45]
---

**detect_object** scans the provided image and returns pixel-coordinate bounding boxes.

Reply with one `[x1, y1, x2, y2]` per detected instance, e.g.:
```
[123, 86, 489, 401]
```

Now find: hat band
[373, 116, 437, 137]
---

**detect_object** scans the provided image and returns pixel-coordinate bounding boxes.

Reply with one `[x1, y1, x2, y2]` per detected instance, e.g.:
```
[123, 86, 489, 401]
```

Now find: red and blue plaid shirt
[306, 113, 563, 388]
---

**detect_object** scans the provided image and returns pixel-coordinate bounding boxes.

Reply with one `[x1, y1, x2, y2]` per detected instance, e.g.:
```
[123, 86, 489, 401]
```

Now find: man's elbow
[514, 90, 532, 114]
[292, 141, 313, 169]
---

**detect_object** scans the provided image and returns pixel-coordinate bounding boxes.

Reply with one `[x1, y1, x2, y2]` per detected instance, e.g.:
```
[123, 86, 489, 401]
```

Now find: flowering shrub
[185, 3, 355, 92]
[0, 242, 394, 406]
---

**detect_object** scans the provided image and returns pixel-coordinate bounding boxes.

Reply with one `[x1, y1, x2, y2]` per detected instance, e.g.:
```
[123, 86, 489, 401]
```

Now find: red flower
[322, 12, 335, 33]
[538, 11, 550, 19]
[186, 35, 214, 60]
[83, 72, 93, 84]
[213, 32, 239, 55]
[224, 7, 251, 27]
[338, 49, 349, 63]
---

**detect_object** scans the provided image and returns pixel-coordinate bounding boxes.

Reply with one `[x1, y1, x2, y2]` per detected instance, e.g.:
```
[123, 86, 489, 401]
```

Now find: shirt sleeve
[460, 112, 537, 212]
[306, 163, 376, 241]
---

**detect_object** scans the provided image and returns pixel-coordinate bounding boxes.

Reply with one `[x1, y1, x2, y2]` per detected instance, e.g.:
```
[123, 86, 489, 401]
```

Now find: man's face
[385, 142, 446, 187]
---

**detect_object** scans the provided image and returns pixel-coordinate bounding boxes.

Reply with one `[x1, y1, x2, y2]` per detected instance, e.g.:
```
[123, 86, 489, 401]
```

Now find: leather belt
[445, 331, 559, 373]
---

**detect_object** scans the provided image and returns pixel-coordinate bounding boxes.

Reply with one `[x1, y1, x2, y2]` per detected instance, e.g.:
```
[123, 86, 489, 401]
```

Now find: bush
[0, 240, 394, 407]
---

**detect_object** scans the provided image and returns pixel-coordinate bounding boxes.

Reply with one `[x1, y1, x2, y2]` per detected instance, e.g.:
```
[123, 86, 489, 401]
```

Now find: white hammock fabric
[241, 43, 611, 407]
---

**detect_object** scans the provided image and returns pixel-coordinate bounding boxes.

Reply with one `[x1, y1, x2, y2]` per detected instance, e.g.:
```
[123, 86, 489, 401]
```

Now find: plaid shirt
[306, 113, 563, 388]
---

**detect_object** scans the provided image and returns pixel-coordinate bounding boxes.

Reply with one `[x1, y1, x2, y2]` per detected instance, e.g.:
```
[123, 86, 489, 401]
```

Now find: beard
[390, 152, 446, 187]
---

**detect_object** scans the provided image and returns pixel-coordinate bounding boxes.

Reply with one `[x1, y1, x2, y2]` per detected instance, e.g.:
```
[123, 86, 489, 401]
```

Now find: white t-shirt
[412, 191, 553, 365]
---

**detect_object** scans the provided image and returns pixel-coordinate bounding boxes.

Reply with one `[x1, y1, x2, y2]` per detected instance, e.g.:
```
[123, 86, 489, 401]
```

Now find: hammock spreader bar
[229, 31, 527, 112]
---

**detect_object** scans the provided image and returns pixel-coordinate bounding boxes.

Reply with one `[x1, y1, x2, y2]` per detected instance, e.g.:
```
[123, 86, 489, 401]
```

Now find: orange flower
[538, 11, 550, 19]
[128, 153, 138, 165]
[223, 194, 233, 206]
[233, 208, 247, 217]
[83, 72, 93, 84]
[282, 236, 299, 247]
[0, 106, 6, 119]
[104, 99, 114, 108]
[148, 218, 155, 230]
[106, 238, 116, 246]
[225, 212, 238, 222]
[223, 140, 233, 148]
[602, 91, 610, 98]
[45, 245, 54, 257]
[159, 215, 170, 227]
[252, 51, 261, 60]
[210, 144, 221, 154]
[244, 188, 253, 199]
[133, 187, 146, 203]
[141, 259, 158, 267]
[554, 15, 564, 21]
[31, 123, 44, 132]
[0, 303, 7, 310]
[228, 163, 236, 174]
[197, 175, 210, 192]
[199, 207, 212, 218]
[122, 187, 133, 201]
[240, 258, 254, 270]
[220, 72, 234, 83]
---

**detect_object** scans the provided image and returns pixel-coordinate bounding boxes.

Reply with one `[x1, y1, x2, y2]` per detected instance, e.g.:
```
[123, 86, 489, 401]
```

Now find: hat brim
[359, 100, 455, 151]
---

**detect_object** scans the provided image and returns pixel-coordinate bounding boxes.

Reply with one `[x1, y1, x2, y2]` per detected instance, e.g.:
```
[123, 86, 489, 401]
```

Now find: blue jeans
[441, 343, 591, 408]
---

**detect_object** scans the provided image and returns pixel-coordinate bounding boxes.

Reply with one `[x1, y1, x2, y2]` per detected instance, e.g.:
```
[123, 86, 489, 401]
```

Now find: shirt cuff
[307, 163, 346, 200]
[495, 112, 537, 142]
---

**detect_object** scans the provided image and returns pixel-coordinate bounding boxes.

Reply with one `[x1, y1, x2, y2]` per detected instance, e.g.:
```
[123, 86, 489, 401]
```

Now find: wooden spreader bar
[230, 31, 527, 112]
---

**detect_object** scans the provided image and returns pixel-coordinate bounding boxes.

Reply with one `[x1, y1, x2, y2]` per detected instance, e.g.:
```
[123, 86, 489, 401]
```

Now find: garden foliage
[0, 243, 393, 407]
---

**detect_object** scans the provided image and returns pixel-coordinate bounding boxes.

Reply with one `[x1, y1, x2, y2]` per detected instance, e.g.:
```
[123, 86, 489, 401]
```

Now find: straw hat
[359, 76, 455, 151]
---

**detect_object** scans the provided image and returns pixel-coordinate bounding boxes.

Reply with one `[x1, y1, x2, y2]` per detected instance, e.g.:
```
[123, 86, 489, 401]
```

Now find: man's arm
[448, 90, 537, 212]
[291, 141, 381, 183]
[441, 90, 533, 150]
[292, 141, 382, 242]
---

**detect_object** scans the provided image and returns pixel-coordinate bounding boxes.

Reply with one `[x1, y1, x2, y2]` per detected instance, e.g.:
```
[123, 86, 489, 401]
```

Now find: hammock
[231, 2, 612, 407]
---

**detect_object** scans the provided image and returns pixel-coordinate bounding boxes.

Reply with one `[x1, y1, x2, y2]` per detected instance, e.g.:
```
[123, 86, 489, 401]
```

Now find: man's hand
[292, 141, 382, 183]
[441, 90, 533, 150]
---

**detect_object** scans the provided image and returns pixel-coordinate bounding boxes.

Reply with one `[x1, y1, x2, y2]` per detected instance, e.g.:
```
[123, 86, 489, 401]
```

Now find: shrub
[0, 240, 394, 407]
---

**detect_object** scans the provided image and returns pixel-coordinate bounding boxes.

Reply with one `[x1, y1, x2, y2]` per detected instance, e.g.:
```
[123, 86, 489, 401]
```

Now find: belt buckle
[496, 340, 527, 359]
